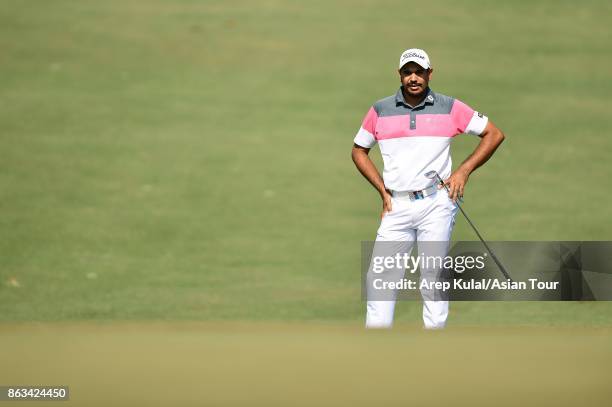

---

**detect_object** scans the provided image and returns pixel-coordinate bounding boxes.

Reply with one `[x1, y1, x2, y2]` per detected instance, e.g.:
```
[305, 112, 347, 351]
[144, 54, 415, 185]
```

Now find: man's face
[399, 62, 432, 97]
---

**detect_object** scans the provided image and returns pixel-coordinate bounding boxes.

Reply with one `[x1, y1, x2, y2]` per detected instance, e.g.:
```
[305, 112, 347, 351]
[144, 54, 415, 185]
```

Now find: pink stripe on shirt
[361, 107, 378, 135]
[450, 100, 474, 133]
[374, 114, 459, 140]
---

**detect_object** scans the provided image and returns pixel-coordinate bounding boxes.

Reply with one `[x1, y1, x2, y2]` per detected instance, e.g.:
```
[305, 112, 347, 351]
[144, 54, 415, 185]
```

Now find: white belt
[391, 184, 438, 200]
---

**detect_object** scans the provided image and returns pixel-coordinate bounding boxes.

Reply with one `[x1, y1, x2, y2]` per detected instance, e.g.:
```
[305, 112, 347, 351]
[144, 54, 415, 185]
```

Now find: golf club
[425, 170, 513, 282]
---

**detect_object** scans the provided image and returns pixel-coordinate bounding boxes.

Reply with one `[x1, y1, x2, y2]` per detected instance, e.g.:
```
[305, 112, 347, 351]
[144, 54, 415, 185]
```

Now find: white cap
[398, 48, 431, 70]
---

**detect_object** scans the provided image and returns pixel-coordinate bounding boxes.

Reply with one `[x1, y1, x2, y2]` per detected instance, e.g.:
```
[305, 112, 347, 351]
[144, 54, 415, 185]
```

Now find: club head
[424, 170, 438, 180]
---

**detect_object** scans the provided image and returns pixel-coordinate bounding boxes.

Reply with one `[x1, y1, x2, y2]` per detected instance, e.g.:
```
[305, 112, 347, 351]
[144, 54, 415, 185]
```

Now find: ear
[428, 68, 434, 80]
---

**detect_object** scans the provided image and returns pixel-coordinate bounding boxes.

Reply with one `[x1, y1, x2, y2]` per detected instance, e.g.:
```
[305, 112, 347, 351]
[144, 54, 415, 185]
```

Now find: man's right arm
[351, 143, 393, 217]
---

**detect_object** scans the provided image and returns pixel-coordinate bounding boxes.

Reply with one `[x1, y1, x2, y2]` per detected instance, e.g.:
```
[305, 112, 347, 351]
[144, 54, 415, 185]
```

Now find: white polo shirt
[354, 88, 488, 191]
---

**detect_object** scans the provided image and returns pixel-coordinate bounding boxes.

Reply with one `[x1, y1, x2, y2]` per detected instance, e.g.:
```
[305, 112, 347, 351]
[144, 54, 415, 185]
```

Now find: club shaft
[455, 204, 513, 281]
[435, 175, 513, 282]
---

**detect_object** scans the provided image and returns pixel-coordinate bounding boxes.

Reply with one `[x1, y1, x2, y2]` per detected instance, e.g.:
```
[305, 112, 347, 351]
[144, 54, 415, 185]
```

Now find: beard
[404, 84, 426, 97]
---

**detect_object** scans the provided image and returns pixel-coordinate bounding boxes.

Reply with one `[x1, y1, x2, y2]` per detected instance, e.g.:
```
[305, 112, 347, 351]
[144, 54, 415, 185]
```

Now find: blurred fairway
[1, 322, 611, 407]
[0, 0, 611, 325]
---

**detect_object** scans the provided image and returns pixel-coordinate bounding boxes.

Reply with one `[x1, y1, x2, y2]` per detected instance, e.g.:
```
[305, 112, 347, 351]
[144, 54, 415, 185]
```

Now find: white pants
[365, 189, 458, 329]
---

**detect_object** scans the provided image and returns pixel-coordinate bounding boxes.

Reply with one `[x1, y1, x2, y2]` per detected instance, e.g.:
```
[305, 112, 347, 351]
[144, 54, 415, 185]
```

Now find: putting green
[1, 322, 610, 406]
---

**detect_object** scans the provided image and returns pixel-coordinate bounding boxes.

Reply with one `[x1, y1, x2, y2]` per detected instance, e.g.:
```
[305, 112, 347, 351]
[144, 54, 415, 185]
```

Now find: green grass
[1, 322, 611, 407]
[0, 0, 611, 323]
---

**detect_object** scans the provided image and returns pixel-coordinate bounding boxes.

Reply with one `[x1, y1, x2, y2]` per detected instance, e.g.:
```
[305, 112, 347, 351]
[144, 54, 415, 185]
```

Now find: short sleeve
[451, 99, 488, 136]
[353, 107, 378, 148]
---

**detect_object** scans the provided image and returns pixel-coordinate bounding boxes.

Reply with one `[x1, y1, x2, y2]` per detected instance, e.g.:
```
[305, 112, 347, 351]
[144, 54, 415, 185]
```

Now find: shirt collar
[395, 87, 435, 109]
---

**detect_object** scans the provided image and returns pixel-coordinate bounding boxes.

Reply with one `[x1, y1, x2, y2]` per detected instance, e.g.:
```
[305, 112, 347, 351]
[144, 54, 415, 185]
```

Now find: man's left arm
[444, 120, 505, 201]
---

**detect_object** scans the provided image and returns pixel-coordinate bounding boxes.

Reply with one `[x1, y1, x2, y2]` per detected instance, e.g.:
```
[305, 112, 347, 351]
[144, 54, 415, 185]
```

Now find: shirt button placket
[410, 110, 416, 130]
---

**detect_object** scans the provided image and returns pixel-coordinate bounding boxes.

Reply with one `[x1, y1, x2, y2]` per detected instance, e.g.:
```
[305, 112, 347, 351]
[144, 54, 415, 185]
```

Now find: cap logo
[402, 52, 425, 60]
[398, 49, 430, 69]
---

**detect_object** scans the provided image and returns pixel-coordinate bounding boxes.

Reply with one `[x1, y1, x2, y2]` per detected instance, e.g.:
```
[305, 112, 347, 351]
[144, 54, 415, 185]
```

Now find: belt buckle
[411, 190, 424, 200]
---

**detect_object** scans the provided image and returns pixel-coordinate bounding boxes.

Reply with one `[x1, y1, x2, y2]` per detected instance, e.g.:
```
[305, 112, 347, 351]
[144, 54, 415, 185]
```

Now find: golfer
[352, 48, 505, 329]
